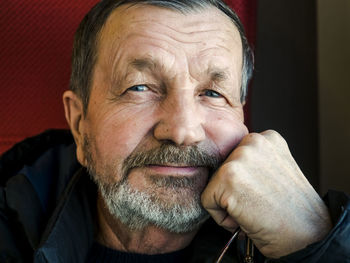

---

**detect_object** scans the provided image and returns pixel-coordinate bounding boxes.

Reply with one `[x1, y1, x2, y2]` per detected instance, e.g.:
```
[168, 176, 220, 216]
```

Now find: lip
[145, 165, 203, 175]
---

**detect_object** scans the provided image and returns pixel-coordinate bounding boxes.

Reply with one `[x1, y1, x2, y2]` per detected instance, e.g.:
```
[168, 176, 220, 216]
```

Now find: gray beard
[97, 176, 210, 233]
[83, 137, 220, 233]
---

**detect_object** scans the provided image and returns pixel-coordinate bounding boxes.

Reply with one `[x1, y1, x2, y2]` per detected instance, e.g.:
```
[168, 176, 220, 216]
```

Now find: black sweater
[87, 242, 190, 263]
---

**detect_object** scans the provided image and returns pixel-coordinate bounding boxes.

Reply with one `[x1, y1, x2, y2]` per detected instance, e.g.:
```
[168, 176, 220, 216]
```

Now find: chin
[98, 176, 210, 233]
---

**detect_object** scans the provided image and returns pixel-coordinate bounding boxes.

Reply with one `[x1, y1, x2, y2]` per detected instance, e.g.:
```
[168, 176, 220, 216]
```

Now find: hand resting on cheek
[201, 130, 332, 259]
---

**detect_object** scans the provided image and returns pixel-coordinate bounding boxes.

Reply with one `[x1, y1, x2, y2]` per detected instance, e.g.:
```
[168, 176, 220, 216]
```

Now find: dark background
[251, 1, 318, 187]
[251, 0, 350, 195]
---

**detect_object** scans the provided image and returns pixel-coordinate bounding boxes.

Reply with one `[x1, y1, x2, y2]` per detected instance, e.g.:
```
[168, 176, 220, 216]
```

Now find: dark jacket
[0, 130, 349, 263]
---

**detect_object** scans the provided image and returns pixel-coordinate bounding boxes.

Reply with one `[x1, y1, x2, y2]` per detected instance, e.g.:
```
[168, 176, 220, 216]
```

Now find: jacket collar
[35, 168, 97, 263]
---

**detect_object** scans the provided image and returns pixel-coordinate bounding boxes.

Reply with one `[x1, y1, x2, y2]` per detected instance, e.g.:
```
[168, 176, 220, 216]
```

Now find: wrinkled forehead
[92, 3, 243, 93]
[96, 4, 242, 57]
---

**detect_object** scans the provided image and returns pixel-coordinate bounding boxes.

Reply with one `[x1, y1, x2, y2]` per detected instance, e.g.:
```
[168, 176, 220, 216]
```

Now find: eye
[203, 89, 222, 98]
[127, 85, 149, 92]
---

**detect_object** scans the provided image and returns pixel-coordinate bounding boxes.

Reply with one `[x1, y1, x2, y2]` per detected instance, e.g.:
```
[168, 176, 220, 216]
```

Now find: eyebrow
[130, 58, 158, 72]
[208, 68, 229, 82]
[129, 58, 229, 83]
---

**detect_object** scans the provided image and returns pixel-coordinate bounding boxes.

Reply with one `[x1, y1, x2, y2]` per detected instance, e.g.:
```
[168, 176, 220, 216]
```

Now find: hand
[201, 130, 332, 258]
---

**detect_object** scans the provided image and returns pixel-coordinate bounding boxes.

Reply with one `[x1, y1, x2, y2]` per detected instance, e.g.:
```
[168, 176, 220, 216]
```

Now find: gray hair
[70, 0, 254, 114]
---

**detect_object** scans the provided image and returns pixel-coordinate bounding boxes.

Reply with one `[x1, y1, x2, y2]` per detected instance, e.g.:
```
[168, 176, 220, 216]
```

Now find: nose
[153, 92, 206, 146]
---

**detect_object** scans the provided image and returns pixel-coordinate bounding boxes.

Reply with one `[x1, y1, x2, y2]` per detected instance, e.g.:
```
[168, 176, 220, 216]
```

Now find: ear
[63, 90, 86, 166]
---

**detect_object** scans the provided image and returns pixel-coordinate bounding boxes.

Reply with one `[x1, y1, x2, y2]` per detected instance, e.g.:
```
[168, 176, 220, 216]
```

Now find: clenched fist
[201, 130, 332, 258]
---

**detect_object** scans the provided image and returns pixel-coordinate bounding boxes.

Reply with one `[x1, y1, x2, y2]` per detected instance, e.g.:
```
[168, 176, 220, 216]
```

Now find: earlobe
[63, 90, 86, 165]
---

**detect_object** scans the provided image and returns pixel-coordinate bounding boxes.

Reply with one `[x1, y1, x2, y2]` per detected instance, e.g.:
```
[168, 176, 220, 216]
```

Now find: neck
[96, 194, 198, 254]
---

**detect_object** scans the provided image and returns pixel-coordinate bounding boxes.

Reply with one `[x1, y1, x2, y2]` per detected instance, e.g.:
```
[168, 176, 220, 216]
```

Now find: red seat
[0, 0, 256, 155]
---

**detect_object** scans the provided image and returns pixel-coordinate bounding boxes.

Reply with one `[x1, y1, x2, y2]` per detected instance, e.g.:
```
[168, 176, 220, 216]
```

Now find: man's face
[79, 5, 248, 232]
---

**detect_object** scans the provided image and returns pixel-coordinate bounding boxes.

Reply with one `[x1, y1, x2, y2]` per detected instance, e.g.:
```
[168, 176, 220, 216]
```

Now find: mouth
[125, 165, 210, 191]
[145, 164, 204, 175]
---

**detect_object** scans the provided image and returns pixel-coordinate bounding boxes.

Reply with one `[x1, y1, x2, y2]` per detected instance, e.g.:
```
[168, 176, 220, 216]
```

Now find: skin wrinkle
[123, 11, 233, 42]
[124, 58, 228, 87]
[110, 46, 175, 96]
[124, 58, 168, 97]
[121, 66, 231, 113]
[113, 53, 239, 108]
[106, 40, 240, 108]
[98, 7, 242, 102]
[192, 51, 241, 98]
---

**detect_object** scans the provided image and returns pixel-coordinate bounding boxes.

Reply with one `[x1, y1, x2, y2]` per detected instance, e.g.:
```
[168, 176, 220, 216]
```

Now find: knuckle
[243, 132, 267, 148]
[220, 161, 240, 178]
[231, 145, 248, 160]
[262, 129, 284, 143]
[241, 133, 268, 153]
[217, 161, 245, 186]
[245, 132, 261, 142]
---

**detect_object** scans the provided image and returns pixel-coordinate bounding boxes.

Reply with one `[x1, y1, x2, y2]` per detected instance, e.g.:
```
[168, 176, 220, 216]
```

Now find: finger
[205, 208, 239, 233]
[201, 174, 239, 232]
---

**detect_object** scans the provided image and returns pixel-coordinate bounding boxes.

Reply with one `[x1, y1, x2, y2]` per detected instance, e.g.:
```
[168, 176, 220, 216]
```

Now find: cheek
[205, 111, 248, 159]
[88, 107, 157, 161]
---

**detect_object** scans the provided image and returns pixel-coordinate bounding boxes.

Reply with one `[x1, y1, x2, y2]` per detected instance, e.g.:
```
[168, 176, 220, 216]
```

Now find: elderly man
[1, 0, 349, 262]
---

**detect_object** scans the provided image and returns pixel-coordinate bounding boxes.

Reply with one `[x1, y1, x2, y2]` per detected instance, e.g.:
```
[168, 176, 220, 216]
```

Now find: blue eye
[204, 90, 222, 98]
[128, 85, 148, 92]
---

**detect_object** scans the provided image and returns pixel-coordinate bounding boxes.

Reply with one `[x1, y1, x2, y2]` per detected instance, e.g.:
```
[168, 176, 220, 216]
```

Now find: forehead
[100, 3, 240, 35]
[96, 4, 242, 83]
